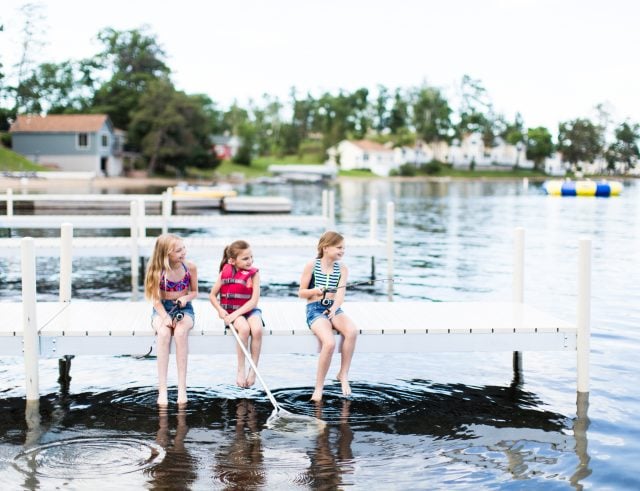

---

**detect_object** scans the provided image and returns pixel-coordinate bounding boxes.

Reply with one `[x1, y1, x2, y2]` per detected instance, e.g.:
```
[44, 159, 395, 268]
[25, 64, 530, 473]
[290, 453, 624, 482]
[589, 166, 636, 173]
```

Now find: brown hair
[220, 240, 251, 271]
[316, 231, 344, 258]
[144, 233, 183, 300]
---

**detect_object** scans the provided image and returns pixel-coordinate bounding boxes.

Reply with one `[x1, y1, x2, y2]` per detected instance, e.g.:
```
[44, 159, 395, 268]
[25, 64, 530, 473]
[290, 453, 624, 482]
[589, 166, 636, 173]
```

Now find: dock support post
[130, 201, 140, 298]
[21, 237, 39, 401]
[577, 238, 591, 393]
[513, 227, 525, 373]
[60, 223, 73, 303]
[6, 188, 13, 216]
[59, 223, 74, 390]
[386, 201, 394, 300]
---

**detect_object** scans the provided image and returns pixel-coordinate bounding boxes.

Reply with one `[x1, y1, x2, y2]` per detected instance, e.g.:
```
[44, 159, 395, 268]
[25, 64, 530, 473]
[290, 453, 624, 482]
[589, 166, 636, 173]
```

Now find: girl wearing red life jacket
[209, 240, 263, 388]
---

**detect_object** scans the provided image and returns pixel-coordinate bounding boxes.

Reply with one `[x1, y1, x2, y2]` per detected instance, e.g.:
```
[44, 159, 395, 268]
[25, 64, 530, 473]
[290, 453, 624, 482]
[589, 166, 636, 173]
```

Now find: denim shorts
[306, 301, 344, 328]
[224, 308, 265, 328]
[152, 299, 195, 321]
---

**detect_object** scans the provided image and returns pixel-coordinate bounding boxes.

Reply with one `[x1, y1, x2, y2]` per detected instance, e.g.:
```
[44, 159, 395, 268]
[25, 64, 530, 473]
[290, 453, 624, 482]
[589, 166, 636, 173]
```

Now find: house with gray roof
[9, 114, 124, 176]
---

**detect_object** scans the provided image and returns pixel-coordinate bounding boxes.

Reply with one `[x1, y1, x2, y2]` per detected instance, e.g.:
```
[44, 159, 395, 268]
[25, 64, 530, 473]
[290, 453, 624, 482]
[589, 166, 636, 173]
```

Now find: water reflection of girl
[304, 400, 355, 488]
[149, 407, 197, 489]
[213, 399, 266, 488]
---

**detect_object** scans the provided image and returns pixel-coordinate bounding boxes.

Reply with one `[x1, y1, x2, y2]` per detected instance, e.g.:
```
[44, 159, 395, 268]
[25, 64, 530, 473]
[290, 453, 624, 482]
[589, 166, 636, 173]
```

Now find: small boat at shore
[222, 196, 292, 213]
[170, 183, 237, 210]
[542, 179, 622, 197]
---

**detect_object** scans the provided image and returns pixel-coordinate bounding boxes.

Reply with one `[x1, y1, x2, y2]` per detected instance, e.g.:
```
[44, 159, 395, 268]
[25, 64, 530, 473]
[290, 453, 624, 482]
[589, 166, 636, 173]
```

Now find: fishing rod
[320, 278, 394, 306]
[135, 301, 184, 359]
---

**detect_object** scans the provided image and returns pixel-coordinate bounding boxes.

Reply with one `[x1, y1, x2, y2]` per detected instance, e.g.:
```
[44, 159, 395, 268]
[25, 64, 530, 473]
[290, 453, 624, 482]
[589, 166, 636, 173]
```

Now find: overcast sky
[2, 0, 638, 132]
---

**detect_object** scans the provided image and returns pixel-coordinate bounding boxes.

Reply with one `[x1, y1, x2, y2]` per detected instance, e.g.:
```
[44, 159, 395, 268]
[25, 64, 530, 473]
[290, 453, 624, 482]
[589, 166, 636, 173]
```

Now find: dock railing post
[137, 198, 146, 239]
[162, 189, 172, 234]
[21, 237, 39, 401]
[321, 189, 328, 223]
[60, 223, 73, 303]
[512, 227, 525, 373]
[386, 201, 394, 300]
[369, 199, 378, 241]
[577, 238, 591, 393]
[130, 201, 139, 297]
[328, 190, 336, 229]
[6, 188, 13, 216]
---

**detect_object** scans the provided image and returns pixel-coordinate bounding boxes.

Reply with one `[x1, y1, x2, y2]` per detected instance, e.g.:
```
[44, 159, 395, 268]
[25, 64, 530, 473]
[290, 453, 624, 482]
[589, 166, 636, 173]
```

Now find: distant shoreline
[0, 173, 625, 192]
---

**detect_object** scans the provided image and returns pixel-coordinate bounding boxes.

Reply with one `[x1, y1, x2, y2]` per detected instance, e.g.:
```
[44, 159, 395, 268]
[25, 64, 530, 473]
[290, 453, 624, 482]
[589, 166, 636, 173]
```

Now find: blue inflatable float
[542, 180, 622, 197]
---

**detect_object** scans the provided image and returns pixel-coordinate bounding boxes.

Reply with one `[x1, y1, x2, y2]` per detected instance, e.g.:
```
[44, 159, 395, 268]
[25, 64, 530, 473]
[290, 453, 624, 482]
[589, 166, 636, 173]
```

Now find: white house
[326, 140, 396, 176]
[448, 133, 531, 169]
[9, 114, 124, 176]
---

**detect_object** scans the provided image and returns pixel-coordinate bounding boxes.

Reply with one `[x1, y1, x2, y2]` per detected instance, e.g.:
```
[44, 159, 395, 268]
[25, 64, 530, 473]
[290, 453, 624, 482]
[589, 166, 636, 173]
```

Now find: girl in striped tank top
[299, 231, 358, 401]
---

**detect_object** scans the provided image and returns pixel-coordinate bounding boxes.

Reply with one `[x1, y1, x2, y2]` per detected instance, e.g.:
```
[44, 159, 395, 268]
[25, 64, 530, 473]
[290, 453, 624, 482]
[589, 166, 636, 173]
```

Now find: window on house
[101, 134, 109, 147]
[363, 153, 369, 162]
[77, 133, 89, 148]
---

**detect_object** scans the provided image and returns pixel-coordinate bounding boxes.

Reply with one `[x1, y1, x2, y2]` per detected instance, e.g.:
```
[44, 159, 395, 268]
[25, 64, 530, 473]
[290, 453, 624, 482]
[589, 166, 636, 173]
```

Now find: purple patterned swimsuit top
[160, 263, 191, 292]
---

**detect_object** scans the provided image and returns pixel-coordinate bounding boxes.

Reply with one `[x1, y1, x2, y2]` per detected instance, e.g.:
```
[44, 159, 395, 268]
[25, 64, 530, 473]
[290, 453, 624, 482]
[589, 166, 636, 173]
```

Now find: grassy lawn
[0, 146, 48, 171]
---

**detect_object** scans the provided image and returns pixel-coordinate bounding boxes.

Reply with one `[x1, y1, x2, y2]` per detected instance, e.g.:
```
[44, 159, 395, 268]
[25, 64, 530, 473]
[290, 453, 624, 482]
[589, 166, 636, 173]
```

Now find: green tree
[411, 84, 452, 143]
[128, 78, 217, 174]
[455, 75, 495, 147]
[526, 126, 554, 171]
[557, 118, 604, 167]
[388, 88, 409, 135]
[92, 27, 171, 129]
[373, 85, 390, 133]
[605, 121, 640, 173]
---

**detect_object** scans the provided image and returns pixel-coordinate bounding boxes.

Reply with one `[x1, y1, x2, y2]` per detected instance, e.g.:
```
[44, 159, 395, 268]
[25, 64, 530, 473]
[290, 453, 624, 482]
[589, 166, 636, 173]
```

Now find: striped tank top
[310, 258, 341, 290]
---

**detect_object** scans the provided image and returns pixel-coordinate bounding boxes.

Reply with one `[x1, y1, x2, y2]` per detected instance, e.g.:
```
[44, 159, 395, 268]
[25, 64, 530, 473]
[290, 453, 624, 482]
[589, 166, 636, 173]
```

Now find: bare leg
[154, 317, 172, 405]
[174, 316, 193, 404]
[245, 316, 263, 387]
[331, 314, 358, 397]
[233, 317, 251, 387]
[310, 319, 336, 401]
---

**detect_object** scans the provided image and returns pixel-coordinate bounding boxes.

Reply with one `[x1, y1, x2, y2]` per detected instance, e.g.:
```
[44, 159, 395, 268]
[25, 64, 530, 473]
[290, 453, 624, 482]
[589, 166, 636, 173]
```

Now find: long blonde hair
[219, 240, 250, 271]
[316, 231, 344, 258]
[144, 233, 183, 300]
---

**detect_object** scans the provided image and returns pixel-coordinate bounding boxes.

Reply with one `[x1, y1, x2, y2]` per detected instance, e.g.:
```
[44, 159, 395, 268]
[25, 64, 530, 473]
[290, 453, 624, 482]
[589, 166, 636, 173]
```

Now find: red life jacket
[219, 264, 258, 313]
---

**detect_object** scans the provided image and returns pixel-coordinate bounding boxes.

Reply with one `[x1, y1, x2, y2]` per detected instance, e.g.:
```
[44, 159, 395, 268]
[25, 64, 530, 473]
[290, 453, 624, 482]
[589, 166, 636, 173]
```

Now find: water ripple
[13, 436, 165, 479]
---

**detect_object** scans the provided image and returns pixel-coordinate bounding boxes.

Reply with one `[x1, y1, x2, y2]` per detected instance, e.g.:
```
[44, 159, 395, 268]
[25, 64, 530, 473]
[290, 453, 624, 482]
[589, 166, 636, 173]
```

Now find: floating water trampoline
[542, 180, 623, 197]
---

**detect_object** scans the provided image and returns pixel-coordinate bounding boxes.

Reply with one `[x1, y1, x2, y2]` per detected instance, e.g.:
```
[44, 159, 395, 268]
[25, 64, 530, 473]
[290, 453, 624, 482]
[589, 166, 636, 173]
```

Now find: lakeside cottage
[9, 114, 124, 176]
[327, 134, 538, 176]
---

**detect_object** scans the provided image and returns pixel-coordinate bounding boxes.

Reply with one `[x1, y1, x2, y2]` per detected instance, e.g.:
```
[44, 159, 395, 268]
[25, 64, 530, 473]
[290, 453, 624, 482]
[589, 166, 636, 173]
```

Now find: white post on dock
[386, 201, 394, 300]
[577, 238, 591, 393]
[130, 201, 140, 297]
[6, 188, 13, 216]
[137, 198, 146, 239]
[369, 199, 378, 241]
[162, 189, 173, 234]
[522, 177, 529, 191]
[321, 189, 328, 221]
[513, 227, 525, 303]
[21, 237, 39, 401]
[328, 190, 336, 229]
[60, 223, 73, 303]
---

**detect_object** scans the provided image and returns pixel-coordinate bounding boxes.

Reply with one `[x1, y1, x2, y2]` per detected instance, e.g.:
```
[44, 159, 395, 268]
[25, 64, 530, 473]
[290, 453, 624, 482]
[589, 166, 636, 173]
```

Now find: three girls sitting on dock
[145, 231, 358, 405]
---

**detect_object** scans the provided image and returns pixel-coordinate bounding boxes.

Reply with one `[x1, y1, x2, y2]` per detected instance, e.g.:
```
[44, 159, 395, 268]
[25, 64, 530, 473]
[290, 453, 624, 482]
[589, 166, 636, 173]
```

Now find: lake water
[1, 178, 639, 490]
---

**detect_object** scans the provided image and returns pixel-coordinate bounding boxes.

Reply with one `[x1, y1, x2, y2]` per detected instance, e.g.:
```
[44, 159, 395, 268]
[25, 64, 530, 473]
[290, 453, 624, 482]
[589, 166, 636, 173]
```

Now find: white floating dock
[2, 228, 591, 400]
[222, 196, 293, 213]
[0, 299, 576, 357]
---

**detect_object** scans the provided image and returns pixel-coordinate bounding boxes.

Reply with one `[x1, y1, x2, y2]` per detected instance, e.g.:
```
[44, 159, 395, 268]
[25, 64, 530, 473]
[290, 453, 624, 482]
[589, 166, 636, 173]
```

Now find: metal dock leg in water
[57, 355, 74, 392]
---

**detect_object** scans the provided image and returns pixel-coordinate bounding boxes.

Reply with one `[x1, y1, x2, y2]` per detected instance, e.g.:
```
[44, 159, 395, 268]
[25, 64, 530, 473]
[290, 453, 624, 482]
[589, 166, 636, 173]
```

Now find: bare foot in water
[246, 369, 256, 387]
[337, 375, 352, 397]
[157, 390, 168, 406]
[177, 389, 188, 405]
[237, 371, 247, 388]
[310, 389, 323, 402]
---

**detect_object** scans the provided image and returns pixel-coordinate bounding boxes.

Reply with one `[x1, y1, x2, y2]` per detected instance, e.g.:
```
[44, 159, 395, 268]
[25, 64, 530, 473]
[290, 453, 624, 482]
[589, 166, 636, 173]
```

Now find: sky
[2, 0, 639, 132]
